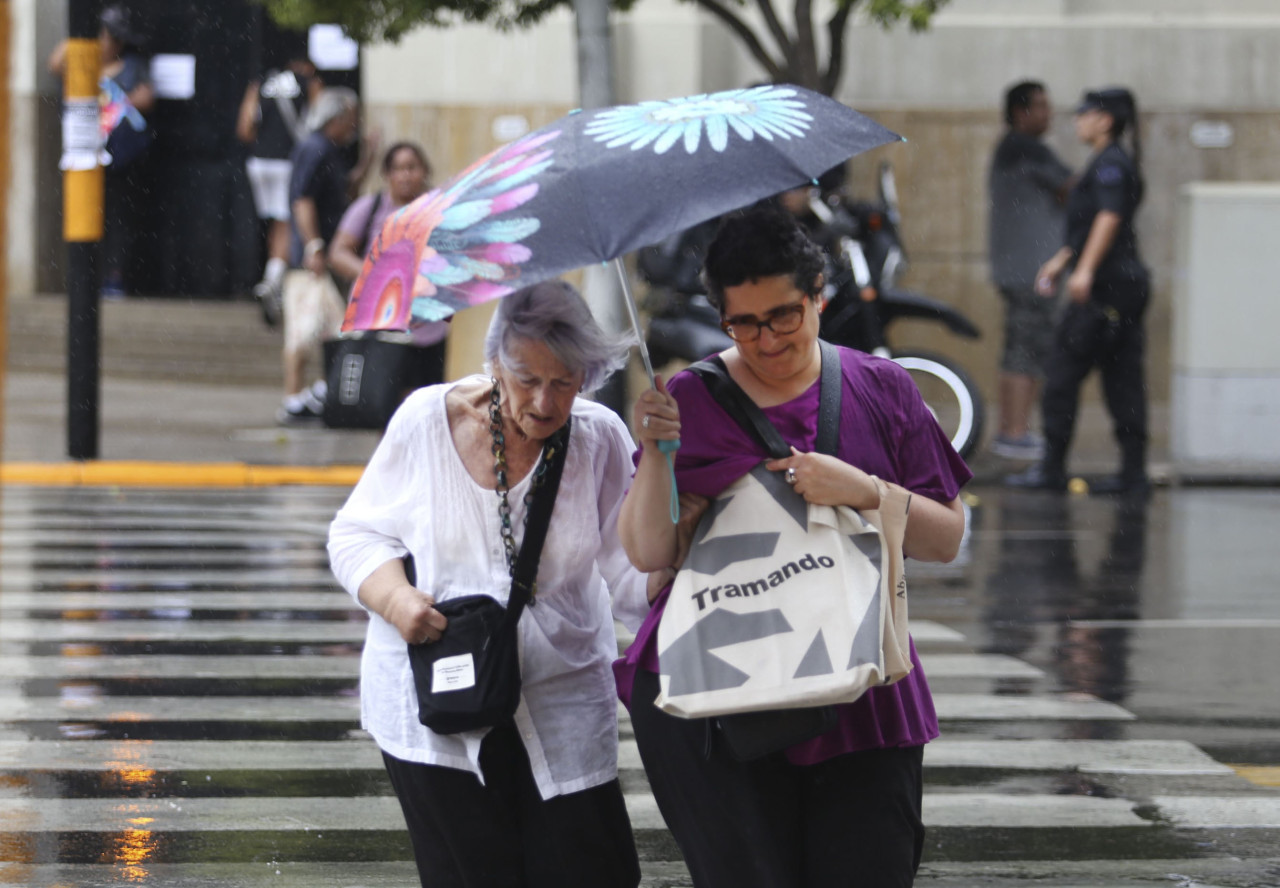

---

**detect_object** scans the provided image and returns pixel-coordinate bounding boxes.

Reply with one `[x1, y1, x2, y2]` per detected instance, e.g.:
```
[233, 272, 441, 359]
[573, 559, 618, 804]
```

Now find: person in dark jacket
[1007, 87, 1151, 496]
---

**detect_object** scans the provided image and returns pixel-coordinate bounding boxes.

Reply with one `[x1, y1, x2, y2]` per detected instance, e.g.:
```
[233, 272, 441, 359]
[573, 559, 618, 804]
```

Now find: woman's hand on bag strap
[765, 447, 881, 511]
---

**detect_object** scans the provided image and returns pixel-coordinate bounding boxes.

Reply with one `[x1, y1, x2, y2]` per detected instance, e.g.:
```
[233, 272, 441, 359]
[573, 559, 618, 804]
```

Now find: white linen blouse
[328, 379, 649, 800]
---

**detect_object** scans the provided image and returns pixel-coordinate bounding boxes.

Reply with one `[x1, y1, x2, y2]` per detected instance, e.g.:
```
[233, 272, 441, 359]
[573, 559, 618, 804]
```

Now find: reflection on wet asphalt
[928, 487, 1280, 755]
[0, 484, 1278, 887]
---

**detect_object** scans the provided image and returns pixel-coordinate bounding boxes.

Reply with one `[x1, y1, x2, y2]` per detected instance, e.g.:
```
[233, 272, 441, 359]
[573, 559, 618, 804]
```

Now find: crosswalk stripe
[0, 692, 1130, 724]
[620, 738, 1232, 776]
[1151, 796, 1280, 828]
[0, 620, 367, 643]
[14, 793, 1271, 831]
[0, 551, 330, 569]
[0, 486, 1266, 885]
[0, 655, 359, 680]
[617, 692, 1134, 728]
[923, 739, 1233, 774]
[922, 794, 1147, 827]
[0, 569, 341, 586]
[931, 693, 1134, 721]
[0, 696, 360, 721]
[0, 592, 352, 611]
[0, 740, 381, 770]
[0, 863, 422, 887]
[917, 652, 1043, 678]
[0, 652, 1034, 681]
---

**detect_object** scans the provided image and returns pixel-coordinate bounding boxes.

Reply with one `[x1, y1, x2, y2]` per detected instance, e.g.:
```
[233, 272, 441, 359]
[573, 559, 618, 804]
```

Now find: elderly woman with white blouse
[328, 281, 650, 888]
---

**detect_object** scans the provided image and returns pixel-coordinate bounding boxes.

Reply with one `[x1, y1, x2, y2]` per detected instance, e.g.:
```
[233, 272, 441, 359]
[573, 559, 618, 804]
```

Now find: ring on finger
[642, 415, 651, 429]
[785, 467, 797, 485]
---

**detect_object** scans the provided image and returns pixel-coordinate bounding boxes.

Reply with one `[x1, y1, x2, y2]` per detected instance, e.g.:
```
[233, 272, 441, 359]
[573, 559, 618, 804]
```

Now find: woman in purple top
[618, 206, 971, 888]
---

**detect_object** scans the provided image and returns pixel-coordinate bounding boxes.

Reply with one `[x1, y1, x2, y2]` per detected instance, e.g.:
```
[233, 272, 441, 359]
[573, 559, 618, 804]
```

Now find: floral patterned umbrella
[342, 84, 900, 338]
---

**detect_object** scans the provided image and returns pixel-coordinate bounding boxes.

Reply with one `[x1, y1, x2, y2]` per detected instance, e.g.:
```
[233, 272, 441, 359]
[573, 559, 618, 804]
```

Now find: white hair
[484, 281, 633, 394]
[305, 87, 358, 133]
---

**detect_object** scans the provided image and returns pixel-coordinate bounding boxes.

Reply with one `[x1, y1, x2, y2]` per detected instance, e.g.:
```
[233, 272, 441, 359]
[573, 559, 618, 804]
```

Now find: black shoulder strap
[359, 192, 387, 258]
[688, 340, 842, 458]
[504, 417, 572, 622]
[400, 417, 570, 625]
[815, 340, 842, 455]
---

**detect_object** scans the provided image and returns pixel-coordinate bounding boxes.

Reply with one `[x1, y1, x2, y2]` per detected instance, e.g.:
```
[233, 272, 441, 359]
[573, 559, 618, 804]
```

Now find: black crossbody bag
[686, 340, 843, 761]
[406, 419, 570, 734]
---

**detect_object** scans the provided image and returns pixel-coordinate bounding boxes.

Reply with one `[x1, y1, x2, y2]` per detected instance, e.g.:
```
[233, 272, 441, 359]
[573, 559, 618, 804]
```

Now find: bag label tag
[432, 654, 477, 693]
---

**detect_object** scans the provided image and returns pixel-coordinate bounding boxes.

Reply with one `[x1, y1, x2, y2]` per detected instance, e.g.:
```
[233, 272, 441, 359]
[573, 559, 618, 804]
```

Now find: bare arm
[235, 81, 260, 144]
[47, 40, 68, 74]
[291, 197, 326, 276]
[1066, 210, 1122, 303]
[901, 492, 966, 563]
[1035, 245, 1075, 296]
[127, 80, 155, 115]
[328, 225, 366, 281]
[347, 130, 382, 198]
[618, 376, 683, 571]
[356, 557, 448, 645]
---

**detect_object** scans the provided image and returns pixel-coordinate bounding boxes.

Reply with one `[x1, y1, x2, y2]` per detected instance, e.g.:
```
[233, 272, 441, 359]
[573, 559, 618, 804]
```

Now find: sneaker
[253, 279, 283, 329]
[991, 433, 1045, 461]
[1004, 464, 1068, 491]
[275, 400, 322, 426]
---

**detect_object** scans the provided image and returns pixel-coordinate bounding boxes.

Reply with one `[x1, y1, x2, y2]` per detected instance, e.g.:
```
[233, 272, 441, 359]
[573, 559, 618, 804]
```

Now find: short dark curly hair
[702, 204, 825, 313]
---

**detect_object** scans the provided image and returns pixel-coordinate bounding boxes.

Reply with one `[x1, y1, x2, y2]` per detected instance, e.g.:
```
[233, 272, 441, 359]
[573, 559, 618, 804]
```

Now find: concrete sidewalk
[2, 294, 382, 484]
[1, 294, 1170, 486]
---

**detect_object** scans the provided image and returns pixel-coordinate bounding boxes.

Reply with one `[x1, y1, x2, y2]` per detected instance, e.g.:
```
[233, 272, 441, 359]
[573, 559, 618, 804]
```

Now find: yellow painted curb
[0, 462, 365, 488]
[1231, 765, 1280, 787]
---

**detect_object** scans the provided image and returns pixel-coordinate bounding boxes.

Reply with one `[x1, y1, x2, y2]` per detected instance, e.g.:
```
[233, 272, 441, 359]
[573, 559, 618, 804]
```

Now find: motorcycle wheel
[891, 351, 985, 460]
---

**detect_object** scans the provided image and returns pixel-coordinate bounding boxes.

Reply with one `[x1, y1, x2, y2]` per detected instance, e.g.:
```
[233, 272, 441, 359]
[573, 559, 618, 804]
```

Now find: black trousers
[381, 724, 640, 888]
[1041, 277, 1150, 480]
[630, 670, 926, 888]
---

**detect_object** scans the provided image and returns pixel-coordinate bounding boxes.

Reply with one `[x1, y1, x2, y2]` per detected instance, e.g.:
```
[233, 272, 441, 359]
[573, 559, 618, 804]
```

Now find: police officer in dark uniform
[1007, 87, 1150, 496]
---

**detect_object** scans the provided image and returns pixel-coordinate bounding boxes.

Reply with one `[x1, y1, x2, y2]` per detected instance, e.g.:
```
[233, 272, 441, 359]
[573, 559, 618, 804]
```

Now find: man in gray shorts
[988, 81, 1073, 460]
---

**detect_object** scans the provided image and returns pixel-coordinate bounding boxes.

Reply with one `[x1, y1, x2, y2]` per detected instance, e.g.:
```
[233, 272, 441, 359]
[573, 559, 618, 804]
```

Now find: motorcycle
[639, 164, 986, 460]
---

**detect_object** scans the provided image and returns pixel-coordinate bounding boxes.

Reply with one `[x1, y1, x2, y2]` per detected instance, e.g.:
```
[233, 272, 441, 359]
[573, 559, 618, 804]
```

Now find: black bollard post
[62, 0, 104, 459]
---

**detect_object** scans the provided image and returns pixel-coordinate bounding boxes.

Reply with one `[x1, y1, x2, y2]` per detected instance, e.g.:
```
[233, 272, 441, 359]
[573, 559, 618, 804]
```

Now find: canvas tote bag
[655, 345, 912, 720]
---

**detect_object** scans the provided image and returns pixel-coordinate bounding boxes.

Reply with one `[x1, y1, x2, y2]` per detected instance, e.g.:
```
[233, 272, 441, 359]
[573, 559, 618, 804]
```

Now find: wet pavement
[0, 483, 1278, 887]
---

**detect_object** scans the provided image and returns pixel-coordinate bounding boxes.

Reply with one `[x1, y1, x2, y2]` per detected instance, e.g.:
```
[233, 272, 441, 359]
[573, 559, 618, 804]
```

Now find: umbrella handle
[613, 258, 681, 523]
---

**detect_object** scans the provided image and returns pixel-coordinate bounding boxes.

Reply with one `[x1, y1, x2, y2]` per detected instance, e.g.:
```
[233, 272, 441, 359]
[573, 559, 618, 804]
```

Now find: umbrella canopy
[342, 84, 900, 335]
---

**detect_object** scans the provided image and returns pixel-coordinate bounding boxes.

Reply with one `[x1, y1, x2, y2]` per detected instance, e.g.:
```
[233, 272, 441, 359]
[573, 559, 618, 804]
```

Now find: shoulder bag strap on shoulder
[689, 342, 843, 458]
[504, 417, 572, 623]
[688, 357, 789, 459]
[359, 192, 387, 258]
[815, 340, 843, 456]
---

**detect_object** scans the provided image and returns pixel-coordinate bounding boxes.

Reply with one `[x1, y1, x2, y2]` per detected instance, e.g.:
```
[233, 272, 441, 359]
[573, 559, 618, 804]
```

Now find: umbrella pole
[612, 258, 680, 524]
[612, 258, 657, 388]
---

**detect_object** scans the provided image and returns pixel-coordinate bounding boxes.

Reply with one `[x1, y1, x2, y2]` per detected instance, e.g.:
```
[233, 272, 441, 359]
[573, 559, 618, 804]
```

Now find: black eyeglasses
[720, 300, 808, 343]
